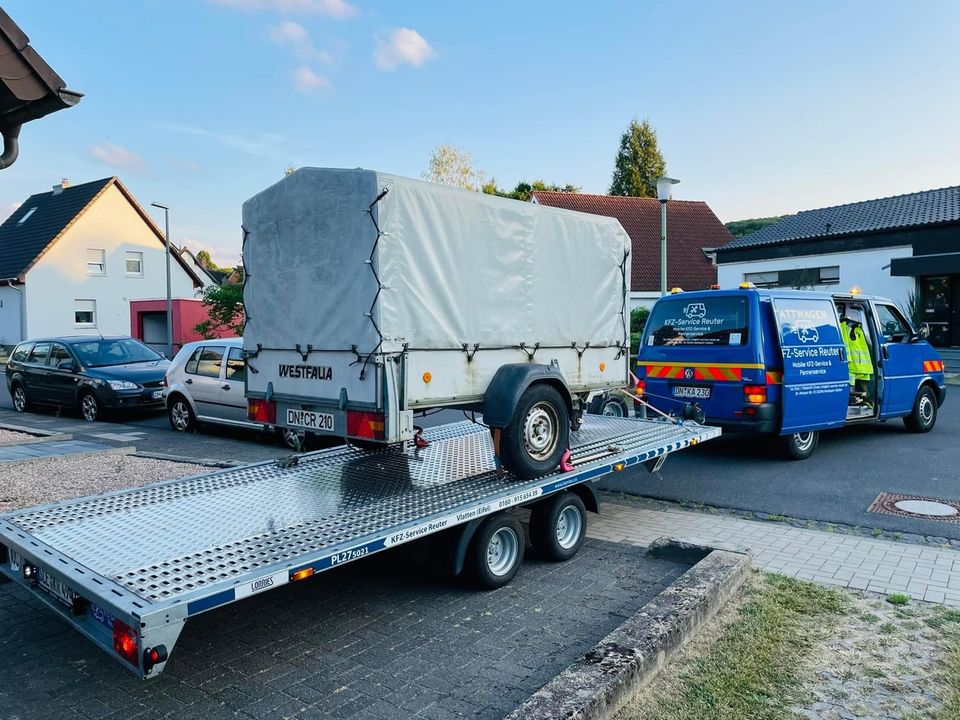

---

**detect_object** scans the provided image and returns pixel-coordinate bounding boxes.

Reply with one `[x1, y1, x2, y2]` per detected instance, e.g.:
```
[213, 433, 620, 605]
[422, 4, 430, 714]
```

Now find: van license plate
[286, 409, 334, 431]
[672, 385, 711, 399]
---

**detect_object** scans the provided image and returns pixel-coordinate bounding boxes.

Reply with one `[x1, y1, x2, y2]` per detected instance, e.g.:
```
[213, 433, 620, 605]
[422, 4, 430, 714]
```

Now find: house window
[125, 251, 143, 276]
[74, 299, 96, 327]
[86, 249, 106, 275]
[17, 207, 37, 225]
[743, 265, 840, 289]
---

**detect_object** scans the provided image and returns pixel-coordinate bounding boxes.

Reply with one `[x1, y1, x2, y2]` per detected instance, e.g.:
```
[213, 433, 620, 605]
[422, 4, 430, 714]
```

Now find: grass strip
[620, 572, 848, 720]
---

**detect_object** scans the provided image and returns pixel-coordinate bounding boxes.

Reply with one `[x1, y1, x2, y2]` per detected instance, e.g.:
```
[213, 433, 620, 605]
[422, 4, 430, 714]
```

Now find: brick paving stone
[0, 538, 685, 719]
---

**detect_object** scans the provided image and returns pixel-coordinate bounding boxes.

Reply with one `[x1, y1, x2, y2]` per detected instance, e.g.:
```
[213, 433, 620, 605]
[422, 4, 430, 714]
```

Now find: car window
[225, 347, 246, 382]
[645, 297, 749, 347]
[875, 304, 911, 343]
[188, 346, 225, 378]
[28, 342, 51, 364]
[10, 343, 33, 362]
[50, 344, 73, 367]
[70, 338, 163, 367]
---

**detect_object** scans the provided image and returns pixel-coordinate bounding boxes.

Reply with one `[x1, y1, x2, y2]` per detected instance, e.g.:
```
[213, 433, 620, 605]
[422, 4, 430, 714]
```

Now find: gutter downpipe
[0, 124, 21, 169]
[2, 278, 25, 344]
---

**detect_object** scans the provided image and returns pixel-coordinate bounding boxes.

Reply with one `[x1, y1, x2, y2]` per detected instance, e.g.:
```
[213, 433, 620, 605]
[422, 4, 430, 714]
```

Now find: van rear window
[646, 297, 749, 347]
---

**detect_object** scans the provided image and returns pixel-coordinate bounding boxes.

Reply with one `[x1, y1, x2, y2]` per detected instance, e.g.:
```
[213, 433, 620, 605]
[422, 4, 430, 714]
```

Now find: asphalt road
[602, 397, 960, 540]
[2, 382, 958, 539]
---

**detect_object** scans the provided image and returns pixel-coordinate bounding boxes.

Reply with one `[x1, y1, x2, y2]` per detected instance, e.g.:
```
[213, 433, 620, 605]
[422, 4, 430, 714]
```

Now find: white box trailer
[243, 169, 632, 477]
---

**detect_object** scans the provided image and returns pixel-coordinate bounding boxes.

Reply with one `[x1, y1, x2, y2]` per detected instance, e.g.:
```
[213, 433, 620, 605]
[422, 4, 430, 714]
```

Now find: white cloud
[161, 124, 285, 157]
[0, 201, 21, 223]
[293, 66, 331, 94]
[91, 143, 145, 171]
[374, 28, 435, 71]
[269, 21, 333, 64]
[209, 0, 357, 19]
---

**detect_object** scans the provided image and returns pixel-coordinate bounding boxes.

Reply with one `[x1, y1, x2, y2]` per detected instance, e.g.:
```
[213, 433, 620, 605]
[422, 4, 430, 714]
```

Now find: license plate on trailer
[36, 567, 78, 610]
[151, 390, 162, 400]
[286, 408, 335, 431]
[672, 385, 711, 399]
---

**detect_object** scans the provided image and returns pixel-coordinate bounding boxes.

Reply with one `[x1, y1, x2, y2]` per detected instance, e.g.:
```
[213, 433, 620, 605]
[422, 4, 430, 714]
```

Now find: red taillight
[635, 379, 646, 397]
[346, 410, 385, 440]
[743, 406, 758, 416]
[112, 618, 139, 667]
[744, 384, 767, 404]
[248, 398, 276, 424]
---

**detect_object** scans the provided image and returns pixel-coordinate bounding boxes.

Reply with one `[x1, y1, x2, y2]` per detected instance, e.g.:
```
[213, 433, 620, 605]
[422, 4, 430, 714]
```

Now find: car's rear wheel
[904, 386, 938, 433]
[79, 391, 102, 422]
[168, 396, 196, 432]
[11, 383, 30, 413]
[783, 430, 818, 460]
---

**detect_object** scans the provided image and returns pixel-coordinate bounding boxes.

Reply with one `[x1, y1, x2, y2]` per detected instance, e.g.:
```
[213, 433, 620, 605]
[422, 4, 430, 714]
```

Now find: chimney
[51, 178, 69, 195]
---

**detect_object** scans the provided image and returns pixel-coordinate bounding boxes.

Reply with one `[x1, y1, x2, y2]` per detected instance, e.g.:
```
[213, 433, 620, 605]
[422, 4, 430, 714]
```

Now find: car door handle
[882, 346, 890, 360]
[222, 384, 230, 390]
[185, 378, 193, 385]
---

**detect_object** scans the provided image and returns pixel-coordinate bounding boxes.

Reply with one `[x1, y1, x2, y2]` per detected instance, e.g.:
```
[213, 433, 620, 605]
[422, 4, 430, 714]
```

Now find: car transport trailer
[0, 415, 718, 677]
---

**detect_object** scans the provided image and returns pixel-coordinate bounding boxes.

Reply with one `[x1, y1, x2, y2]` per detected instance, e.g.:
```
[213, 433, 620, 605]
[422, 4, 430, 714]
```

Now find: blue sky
[2, 0, 958, 265]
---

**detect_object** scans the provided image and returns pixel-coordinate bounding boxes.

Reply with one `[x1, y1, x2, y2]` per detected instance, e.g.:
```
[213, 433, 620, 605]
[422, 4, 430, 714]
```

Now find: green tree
[724, 216, 786, 239]
[609, 118, 666, 198]
[630, 306, 650, 351]
[194, 282, 244, 338]
[284, 165, 297, 176]
[482, 179, 579, 201]
[422, 144, 485, 191]
[195, 250, 218, 271]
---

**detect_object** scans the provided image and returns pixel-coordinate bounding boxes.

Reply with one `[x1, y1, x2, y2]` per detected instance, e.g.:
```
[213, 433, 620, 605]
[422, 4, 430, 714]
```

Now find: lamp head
[656, 176, 680, 203]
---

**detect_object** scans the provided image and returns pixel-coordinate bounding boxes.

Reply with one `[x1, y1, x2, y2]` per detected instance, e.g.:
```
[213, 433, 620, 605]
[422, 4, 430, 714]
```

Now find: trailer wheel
[500, 384, 570, 479]
[465, 513, 525, 589]
[588, 394, 630, 418]
[530, 492, 587, 562]
[783, 430, 818, 460]
[904, 386, 938, 433]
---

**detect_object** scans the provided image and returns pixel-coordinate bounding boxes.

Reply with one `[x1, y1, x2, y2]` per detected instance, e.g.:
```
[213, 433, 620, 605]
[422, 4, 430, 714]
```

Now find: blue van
[635, 286, 946, 458]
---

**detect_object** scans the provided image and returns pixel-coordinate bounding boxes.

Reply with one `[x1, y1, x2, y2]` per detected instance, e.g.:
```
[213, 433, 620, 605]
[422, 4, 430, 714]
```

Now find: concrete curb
[0, 421, 72, 445]
[0, 444, 135, 466]
[506, 538, 750, 720]
[132, 451, 239, 468]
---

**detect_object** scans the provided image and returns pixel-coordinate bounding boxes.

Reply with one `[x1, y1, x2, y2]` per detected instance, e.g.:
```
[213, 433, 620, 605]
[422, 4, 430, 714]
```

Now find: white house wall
[23, 184, 197, 339]
[717, 246, 915, 306]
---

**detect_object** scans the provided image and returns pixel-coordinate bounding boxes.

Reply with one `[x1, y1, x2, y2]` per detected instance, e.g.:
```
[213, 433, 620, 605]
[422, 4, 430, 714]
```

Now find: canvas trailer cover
[0, 415, 719, 677]
[242, 169, 632, 415]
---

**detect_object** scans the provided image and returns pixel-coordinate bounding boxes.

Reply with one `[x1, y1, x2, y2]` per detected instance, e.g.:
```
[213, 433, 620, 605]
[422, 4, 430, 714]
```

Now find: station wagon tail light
[248, 398, 276, 424]
[743, 385, 767, 403]
[346, 410, 385, 440]
[112, 618, 139, 667]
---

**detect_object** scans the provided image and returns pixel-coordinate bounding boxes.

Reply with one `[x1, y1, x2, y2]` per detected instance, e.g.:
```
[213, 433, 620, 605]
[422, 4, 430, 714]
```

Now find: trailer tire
[783, 430, 818, 460]
[500, 384, 570, 479]
[465, 513, 525, 589]
[904, 386, 938, 433]
[530, 492, 587, 562]
[588, 394, 630, 418]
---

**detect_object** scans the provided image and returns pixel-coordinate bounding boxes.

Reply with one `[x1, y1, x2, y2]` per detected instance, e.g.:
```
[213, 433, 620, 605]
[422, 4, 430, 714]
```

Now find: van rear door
[771, 296, 848, 433]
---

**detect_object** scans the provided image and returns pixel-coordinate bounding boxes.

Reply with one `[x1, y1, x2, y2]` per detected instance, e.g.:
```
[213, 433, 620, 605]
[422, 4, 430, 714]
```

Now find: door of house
[919, 276, 951, 346]
[951, 276, 960, 347]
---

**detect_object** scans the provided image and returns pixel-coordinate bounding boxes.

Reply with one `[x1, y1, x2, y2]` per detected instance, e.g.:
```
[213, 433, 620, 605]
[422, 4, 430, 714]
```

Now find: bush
[630, 307, 650, 351]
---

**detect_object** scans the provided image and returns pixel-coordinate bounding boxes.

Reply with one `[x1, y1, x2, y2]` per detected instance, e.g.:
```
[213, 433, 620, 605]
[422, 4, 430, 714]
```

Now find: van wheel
[529, 492, 587, 562]
[588, 394, 630, 418]
[904, 386, 938, 433]
[783, 430, 818, 460]
[499, 384, 570, 479]
[465, 513, 525, 589]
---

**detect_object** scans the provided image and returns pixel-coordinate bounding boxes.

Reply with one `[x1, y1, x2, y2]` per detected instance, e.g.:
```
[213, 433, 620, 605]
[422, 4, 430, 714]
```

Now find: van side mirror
[919, 323, 930, 339]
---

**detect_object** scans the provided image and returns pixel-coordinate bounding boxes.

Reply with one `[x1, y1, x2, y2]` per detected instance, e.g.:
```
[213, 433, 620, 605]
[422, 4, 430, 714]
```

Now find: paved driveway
[602, 400, 960, 540]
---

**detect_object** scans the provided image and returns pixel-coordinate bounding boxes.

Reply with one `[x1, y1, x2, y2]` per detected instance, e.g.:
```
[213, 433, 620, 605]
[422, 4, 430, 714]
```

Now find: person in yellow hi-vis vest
[842, 316, 873, 405]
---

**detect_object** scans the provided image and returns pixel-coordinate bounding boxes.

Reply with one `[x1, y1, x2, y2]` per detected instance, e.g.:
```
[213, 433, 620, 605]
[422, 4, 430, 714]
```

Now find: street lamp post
[150, 202, 173, 358]
[655, 177, 680, 296]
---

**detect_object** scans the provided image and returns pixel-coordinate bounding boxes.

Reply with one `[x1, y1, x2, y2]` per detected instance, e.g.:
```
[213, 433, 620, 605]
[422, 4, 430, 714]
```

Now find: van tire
[904, 386, 938, 433]
[500, 384, 570, 479]
[588, 394, 630, 418]
[783, 430, 818, 460]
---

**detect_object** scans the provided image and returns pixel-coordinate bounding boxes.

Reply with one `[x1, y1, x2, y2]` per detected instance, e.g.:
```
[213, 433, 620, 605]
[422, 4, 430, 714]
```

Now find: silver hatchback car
[164, 338, 300, 448]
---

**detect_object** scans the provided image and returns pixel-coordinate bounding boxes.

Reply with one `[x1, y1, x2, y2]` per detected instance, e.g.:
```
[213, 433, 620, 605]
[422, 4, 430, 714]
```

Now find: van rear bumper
[708, 403, 778, 435]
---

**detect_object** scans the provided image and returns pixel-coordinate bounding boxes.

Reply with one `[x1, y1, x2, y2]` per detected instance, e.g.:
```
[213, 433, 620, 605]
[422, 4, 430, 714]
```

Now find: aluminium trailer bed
[0, 416, 718, 677]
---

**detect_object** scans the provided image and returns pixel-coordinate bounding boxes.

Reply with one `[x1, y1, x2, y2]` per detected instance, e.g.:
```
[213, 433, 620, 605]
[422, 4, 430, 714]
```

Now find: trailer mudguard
[481, 363, 574, 428]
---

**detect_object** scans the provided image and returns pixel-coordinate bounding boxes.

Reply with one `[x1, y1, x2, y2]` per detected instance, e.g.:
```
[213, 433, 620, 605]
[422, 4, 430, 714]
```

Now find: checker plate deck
[2, 418, 715, 607]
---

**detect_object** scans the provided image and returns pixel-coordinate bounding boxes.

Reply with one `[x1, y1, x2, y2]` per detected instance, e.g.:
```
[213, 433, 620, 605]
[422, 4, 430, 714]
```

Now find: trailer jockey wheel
[499, 384, 570, 479]
[465, 513, 525, 589]
[529, 492, 587, 562]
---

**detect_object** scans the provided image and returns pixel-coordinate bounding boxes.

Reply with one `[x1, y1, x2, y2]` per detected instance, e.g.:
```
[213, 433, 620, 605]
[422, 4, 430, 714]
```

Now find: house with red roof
[531, 191, 733, 309]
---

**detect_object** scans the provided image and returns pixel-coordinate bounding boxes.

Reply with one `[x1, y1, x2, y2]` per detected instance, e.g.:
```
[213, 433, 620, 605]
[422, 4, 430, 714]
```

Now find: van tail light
[744, 385, 767, 404]
[635, 379, 646, 397]
[112, 618, 140, 667]
[346, 410, 385, 440]
[248, 398, 276, 424]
